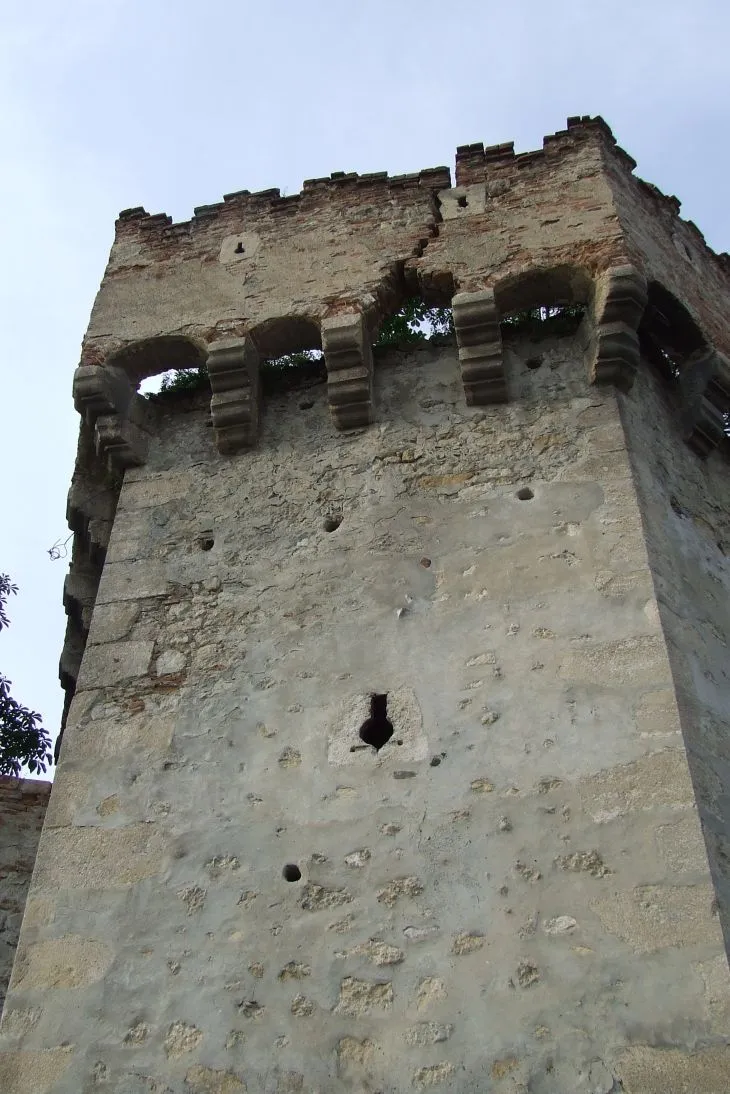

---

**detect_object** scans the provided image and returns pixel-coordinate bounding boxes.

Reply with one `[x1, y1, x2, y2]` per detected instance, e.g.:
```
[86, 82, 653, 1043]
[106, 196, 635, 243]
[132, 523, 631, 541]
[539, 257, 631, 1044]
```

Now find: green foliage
[500, 304, 585, 339]
[376, 299, 454, 347]
[158, 364, 210, 394]
[0, 575, 52, 777]
[374, 299, 584, 348]
[261, 350, 326, 394]
[151, 351, 328, 399]
[147, 303, 585, 400]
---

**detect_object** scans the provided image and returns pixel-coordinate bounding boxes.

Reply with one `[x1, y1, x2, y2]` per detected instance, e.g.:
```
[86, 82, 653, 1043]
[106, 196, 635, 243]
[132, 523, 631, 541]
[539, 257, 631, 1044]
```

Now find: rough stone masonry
[1, 116, 730, 1092]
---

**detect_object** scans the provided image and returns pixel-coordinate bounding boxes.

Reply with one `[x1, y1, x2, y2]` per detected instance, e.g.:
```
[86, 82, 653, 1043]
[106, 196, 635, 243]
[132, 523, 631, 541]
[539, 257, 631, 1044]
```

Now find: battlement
[114, 164, 453, 241]
[60, 121, 730, 738]
[85, 118, 729, 374]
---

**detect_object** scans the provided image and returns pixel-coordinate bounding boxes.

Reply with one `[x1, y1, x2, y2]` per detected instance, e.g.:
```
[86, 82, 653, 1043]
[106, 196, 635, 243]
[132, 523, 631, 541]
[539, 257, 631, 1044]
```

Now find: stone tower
[2, 116, 730, 1092]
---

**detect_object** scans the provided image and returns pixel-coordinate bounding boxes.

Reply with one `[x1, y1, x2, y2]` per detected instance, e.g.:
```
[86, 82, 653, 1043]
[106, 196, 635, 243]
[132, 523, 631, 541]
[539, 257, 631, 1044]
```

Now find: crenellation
[3, 116, 730, 1093]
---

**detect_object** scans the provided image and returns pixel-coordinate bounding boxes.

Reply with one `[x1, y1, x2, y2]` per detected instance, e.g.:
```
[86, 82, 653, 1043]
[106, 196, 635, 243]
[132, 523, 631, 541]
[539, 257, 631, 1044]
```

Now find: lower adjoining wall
[0, 778, 51, 1015]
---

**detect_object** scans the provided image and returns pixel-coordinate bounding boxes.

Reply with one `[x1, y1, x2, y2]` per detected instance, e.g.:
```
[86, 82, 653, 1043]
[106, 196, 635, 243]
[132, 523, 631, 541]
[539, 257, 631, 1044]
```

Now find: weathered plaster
[3, 116, 730, 1092]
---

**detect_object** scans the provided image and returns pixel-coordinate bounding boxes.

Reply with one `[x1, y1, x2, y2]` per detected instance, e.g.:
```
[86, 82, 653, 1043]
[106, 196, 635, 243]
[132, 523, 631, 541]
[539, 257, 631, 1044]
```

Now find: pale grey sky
[2, 0, 729, 775]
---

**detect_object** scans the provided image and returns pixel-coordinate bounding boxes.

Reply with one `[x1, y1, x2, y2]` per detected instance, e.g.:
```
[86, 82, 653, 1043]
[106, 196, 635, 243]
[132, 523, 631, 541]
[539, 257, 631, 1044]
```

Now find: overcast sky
[2, 0, 729, 778]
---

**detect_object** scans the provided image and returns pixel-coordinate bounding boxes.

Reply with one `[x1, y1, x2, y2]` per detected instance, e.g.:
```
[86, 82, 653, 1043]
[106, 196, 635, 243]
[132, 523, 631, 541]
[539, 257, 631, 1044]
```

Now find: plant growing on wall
[150, 301, 585, 397]
[159, 365, 209, 393]
[501, 303, 585, 338]
[0, 574, 52, 776]
[376, 299, 454, 346]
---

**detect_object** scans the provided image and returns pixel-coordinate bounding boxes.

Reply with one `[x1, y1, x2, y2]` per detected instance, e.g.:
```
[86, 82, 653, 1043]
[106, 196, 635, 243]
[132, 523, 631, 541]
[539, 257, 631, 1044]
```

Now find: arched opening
[638, 282, 706, 384]
[250, 316, 326, 397]
[108, 336, 208, 396]
[495, 265, 591, 340]
[374, 298, 454, 348]
[251, 316, 321, 360]
[372, 266, 456, 351]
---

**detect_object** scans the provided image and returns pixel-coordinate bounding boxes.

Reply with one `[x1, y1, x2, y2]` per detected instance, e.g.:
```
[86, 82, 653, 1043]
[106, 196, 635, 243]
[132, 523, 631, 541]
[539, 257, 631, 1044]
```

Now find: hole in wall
[323, 515, 342, 533]
[516, 487, 534, 501]
[457, 195, 468, 208]
[282, 864, 301, 882]
[299, 399, 314, 410]
[359, 694, 394, 751]
[526, 357, 543, 370]
[199, 537, 215, 551]
[234, 241, 245, 254]
[420, 557, 432, 568]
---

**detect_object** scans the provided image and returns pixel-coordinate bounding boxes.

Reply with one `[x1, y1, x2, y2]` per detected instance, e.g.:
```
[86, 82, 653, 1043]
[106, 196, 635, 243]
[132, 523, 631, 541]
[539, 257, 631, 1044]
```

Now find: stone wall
[3, 116, 730, 1093]
[0, 778, 51, 1015]
[58, 116, 730, 740]
[2, 336, 729, 1092]
[619, 362, 730, 947]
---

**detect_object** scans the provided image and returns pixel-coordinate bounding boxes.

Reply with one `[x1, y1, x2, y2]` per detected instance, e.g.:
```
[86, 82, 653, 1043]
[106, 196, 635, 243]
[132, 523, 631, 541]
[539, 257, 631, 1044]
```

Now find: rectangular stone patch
[95, 561, 168, 604]
[0, 1047, 74, 1094]
[75, 640, 154, 691]
[559, 635, 671, 688]
[33, 824, 163, 890]
[11, 937, 112, 991]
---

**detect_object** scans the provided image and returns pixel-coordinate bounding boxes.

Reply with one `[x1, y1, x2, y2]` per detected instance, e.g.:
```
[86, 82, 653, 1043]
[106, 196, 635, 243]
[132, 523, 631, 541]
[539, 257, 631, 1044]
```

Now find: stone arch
[249, 316, 321, 359]
[106, 334, 208, 386]
[639, 281, 707, 380]
[496, 263, 649, 391]
[494, 264, 593, 316]
[640, 281, 730, 458]
[450, 266, 593, 407]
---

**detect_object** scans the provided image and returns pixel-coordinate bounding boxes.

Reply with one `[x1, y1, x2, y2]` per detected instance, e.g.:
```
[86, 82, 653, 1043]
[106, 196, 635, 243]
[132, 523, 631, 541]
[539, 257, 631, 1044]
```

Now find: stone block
[0, 1048, 74, 1094]
[94, 561, 168, 604]
[32, 825, 163, 890]
[10, 937, 112, 991]
[559, 635, 671, 688]
[616, 1045, 730, 1093]
[74, 640, 154, 689]
[590, 882, 723, 952]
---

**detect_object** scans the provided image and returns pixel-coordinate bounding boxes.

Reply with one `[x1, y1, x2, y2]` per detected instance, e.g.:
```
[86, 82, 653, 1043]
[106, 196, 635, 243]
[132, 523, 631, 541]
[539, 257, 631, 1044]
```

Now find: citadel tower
[1, 116, 730, 1092]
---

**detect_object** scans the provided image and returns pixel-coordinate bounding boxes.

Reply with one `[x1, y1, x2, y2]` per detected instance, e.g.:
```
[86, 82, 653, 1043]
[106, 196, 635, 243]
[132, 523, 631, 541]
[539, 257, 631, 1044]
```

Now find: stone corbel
[452, 289, 506, 405]
[72, 364, 150, 472]
[587, 265, 647, 388]
[680, 348, 730, 459]
[206, 335, 260, 453]
[321, 312, 374, 429]
[63, 566, 99, 634]
[67, 466, 117, 562]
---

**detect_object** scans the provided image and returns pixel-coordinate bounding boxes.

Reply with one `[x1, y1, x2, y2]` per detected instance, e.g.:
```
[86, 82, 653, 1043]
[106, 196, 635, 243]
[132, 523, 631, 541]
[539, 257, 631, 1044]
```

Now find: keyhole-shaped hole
[359, 693, 393, 751]
[234, 241, 245, 254]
